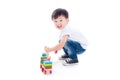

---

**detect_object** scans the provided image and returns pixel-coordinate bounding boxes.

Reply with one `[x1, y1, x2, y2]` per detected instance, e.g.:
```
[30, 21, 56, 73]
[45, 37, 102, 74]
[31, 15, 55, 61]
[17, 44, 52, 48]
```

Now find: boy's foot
[59, 54, 69, 60]
[62, 58, 78, 66]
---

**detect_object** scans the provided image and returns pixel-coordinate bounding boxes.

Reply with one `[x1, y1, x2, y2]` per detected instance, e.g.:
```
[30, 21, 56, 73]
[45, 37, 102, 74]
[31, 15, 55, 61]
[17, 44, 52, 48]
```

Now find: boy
[44, 8, 88, 66]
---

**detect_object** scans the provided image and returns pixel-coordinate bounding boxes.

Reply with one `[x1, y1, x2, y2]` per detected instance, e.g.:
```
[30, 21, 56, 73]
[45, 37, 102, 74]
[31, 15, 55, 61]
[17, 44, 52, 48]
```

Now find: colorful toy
[40, 53, 52, 74]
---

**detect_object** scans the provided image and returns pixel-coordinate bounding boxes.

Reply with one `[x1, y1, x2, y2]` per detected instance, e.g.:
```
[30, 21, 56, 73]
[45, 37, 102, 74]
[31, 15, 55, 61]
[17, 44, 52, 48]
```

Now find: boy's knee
[65, 39, 72, 46]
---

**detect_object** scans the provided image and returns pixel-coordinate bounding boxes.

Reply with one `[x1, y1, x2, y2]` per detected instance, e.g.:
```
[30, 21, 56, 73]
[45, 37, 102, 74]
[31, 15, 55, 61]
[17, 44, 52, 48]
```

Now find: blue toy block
[42, 53, 47, 56]
[44, 61, 52, 64]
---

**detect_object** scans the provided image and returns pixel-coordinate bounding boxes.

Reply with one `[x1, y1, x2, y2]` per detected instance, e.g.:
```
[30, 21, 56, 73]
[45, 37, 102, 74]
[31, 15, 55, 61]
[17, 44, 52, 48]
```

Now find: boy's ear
[67, 18, 69, 22]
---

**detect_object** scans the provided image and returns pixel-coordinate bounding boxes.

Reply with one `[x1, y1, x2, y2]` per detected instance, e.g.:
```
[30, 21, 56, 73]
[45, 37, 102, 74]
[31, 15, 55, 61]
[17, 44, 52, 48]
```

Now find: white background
[0, 0, 120, 80]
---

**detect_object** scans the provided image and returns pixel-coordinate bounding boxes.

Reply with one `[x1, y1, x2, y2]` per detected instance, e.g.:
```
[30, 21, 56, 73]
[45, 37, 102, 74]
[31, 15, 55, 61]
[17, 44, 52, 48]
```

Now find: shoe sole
[62, 61, 79, 66]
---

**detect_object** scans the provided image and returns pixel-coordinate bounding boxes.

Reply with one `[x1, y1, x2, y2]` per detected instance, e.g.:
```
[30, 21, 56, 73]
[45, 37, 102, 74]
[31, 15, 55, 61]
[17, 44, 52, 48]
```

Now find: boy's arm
[45, 35, 69, 53]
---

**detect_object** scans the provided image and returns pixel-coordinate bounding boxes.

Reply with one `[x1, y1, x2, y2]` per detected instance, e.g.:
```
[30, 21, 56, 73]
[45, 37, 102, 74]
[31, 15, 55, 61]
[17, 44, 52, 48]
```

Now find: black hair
[51, 8, 69, 20]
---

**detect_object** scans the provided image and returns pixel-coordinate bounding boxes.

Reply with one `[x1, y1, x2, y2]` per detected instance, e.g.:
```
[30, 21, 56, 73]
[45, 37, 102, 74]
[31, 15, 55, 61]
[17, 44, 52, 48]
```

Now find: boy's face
[52, 15, 69, 30]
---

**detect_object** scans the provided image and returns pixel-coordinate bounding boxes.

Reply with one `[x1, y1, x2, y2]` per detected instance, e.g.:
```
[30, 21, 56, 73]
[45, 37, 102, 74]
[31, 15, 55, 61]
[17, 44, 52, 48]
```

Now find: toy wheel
[41, 68, 44, 72]
[44, 70, 46, 74]
[50, 70, 52, 74]
[40, 65, 42, 68]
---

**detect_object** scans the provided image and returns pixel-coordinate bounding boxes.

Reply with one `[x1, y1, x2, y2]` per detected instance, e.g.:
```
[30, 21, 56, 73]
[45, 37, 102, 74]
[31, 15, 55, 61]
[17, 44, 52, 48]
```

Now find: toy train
[40, 53, 52, 74]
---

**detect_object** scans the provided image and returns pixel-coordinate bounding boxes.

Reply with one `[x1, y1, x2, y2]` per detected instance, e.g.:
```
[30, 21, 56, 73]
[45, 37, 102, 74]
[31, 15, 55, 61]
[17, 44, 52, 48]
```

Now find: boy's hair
[51, 8, 69, 20]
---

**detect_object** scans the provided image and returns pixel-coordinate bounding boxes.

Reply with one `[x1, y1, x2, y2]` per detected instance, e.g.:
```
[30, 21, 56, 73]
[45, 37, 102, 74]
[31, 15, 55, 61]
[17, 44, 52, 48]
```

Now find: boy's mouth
[57, 25, 62, 29]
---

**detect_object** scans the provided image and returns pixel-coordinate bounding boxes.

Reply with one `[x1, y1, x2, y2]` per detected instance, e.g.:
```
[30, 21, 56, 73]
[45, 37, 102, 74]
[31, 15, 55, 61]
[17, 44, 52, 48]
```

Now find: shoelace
[66, 58, 72, 62]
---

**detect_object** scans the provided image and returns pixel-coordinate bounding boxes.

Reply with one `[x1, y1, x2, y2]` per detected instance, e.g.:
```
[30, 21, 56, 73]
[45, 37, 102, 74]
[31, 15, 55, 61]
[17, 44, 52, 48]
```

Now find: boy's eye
[54, 21, 57, 23]
[60, 20, 62, 22]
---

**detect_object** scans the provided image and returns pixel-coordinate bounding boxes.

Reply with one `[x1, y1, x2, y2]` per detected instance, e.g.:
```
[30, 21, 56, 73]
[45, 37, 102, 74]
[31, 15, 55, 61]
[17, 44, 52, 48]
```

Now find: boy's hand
[44, 46, 52, 53]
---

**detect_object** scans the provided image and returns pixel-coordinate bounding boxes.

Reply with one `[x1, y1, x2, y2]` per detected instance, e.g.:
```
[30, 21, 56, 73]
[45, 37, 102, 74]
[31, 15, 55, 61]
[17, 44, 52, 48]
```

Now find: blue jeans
[62, 39, 86, 61]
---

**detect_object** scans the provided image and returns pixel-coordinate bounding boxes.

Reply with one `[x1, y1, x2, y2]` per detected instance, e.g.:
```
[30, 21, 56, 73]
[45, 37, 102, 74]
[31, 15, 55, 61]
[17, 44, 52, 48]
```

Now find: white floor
[38, 45, 120, 80]
[39, 50, 91, 80]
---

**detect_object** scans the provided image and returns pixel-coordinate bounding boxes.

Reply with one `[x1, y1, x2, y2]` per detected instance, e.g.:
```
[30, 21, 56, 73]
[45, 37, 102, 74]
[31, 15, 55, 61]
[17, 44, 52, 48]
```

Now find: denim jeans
[62, 39, 86, 61]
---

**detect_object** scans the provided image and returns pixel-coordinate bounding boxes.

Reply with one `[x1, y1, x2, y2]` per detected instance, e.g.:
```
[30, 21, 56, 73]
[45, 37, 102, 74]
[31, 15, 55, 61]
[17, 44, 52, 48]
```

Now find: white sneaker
[62, 58, 79, 66]
[58, 54, 69, 60]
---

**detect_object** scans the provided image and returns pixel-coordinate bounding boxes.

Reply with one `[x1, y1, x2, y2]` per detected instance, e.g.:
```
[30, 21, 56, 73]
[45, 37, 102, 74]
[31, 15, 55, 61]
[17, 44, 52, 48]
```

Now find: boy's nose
[57, 22, 61, 25]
